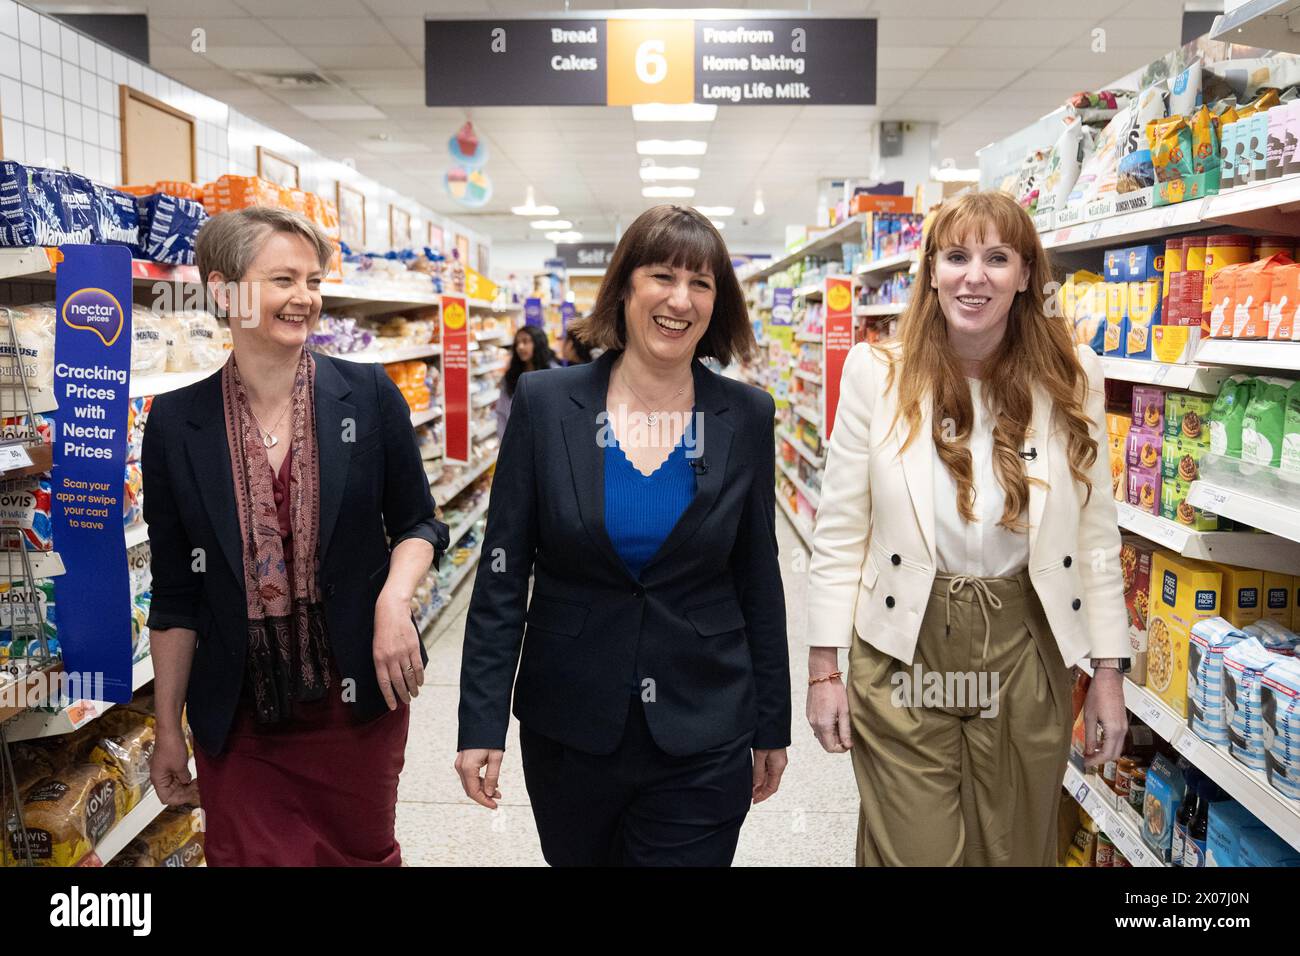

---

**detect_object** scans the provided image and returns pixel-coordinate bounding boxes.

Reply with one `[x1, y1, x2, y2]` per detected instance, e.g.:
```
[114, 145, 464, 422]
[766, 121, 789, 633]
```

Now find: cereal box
[1147, 551, 1223, 716]
[1263, 571, 1293, 627]
[1121, 537, 1156, 685]
[1211, 563, 1264, 629]
[1132, 386, 1165, 432]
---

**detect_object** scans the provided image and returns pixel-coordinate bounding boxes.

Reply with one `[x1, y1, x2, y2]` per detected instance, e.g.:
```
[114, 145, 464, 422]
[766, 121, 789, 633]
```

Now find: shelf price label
[0, 442, 33, 473]
[1173, 729, 1201, 761]
[1137, 698, 1167, 732]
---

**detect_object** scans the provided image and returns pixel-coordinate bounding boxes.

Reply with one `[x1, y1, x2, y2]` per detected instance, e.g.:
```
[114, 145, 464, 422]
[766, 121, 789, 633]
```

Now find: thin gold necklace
[619, 368, 690, 426]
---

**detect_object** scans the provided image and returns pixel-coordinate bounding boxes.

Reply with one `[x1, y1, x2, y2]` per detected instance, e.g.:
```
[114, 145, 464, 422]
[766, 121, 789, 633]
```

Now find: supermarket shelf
[0, 552, 66, 579]
[1211, 0, 1300, 54]
[319, 280, 440, 314]
[77, 757, 198, 867]
[475, 330, 511, 344]
[855, 302, 906, 317]
[129, 367, 216, 399]
[1188, 480, 1300, 545]
[738, 216, 866, 282]
[793, 283, 824, 299]
[1115, 501, 1300, 574]
[410, 406, 442, 427]
[5, 655, 155, 742]
[472, 420, 497, 442]
[777, 427, 825, 468]
[1118, 676, 1300, 853]
[125, 522, 148, 550]
[325, 343, 442, 365]
[853, 251, 917, 279]
[1099, 357, 1232, 395]
[792, 404, 822, 429]
[794, 369, 822, 385]
[1194, 339, 1300, 373]
[468, 299, 522, 312]
[1039, 200, 1206, 253]
[472, 361, 507, 378]
[0, 247, 54, 282]
[775, 493, 814, 550]
[471, 388, 501, 408]
[795, 332, 823, 344]
[445, 497, 490, 549]
[431, 452, 497, 506]
[0, 662, 60, 724]
[1062, 763, 1166, 867]
[778, 460, 821, 510]
[418, 545, 483, 636]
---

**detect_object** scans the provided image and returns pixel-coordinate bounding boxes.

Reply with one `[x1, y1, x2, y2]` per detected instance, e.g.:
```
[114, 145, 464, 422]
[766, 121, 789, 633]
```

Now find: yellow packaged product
[1147, 116, 1195, 184]
[1210, 563, 1264, 629]
[1109, 433, 1127, 501]
[5, 764, 128, 866]
[1146, 552, 1222, 716]
[1263, 571, 1293, 626]
[1104, 282, 1126, 356]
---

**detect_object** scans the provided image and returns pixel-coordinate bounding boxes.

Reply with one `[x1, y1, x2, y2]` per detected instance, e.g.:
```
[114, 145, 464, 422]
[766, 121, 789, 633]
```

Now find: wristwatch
[1091, 657, 1131, 673]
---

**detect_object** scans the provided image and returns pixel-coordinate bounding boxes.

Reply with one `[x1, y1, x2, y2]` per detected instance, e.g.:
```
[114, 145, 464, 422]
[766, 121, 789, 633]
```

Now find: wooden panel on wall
[120, 85, 196, 185]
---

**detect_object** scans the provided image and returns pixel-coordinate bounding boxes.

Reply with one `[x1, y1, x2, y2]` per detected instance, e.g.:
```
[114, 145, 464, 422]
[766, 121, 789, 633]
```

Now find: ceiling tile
[962, 18, 1095, 46]
[199, 45, 318, 71]
[261, 18, 394, 46]
[877, 46, 948, 71]
[301, 46, 417, 69]
[913, 69, 1027, 91]
[878, 18, 980, 47]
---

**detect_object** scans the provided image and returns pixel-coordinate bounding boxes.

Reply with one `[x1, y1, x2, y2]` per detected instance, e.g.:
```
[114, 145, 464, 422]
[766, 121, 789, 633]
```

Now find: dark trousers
[520, 696, 754, 866]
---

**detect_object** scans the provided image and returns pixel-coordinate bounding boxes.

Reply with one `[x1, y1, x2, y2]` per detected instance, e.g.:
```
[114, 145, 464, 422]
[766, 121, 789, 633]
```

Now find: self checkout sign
[424, 17, 876, 106]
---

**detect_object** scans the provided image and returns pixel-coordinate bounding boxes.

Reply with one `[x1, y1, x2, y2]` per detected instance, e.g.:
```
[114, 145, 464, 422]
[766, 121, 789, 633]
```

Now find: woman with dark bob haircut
[456, 205, 791, 866]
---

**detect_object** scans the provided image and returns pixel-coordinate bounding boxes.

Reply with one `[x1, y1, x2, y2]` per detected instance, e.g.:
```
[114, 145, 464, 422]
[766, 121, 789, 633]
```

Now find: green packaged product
[1210, 374, 1257, 459]
[1242, 376, 1295, 470]
[1282, 380, 1300, 485]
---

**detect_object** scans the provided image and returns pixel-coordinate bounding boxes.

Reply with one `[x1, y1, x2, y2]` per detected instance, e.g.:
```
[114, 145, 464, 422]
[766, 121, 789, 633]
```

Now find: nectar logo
[827, 283, 852, 313]
[443, 300, 467, 330]
[61, 289, 124, 347]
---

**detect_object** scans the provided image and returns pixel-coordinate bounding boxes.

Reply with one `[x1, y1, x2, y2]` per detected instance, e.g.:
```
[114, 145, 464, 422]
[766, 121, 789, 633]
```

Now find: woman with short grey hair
[143, 206, 448, 865]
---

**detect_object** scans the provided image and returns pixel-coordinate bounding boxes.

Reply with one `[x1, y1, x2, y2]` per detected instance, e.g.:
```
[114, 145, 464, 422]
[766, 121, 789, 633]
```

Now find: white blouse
[932, 379, 1031, 577]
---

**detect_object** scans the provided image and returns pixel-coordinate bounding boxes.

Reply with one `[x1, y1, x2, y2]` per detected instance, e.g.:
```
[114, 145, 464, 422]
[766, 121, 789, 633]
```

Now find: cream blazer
[805, 340, 1129, 667]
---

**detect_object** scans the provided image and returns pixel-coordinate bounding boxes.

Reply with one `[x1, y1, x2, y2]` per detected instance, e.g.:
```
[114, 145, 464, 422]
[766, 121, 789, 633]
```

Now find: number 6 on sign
[606, 19, 693, 105]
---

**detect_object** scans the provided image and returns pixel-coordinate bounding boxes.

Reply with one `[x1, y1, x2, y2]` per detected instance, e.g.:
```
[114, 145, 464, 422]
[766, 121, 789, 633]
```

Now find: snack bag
[1192, 105, 1221, 175]
[131, 307, 168, 376]
[1235, 255, 1293, 339]
[1210, 374, 1257, 459]
[1269, 264, 1300, 341]
[1147, 116, 1195, 183]
[1282, 380, 1300, 485]
[0, 162, 96, 247]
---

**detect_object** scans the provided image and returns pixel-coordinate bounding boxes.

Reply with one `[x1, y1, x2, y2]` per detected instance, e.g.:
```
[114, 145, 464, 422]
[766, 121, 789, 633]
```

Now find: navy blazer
[142, 353, 449, 755]
[457, 349, 791, 757]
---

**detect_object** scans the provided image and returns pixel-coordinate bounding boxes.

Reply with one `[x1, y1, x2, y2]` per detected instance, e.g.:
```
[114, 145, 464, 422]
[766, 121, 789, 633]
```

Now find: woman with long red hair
[804, 190, 1129, 866]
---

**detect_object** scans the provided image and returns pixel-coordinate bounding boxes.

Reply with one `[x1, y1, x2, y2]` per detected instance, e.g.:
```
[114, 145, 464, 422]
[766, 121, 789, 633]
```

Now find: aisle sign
[771, 287, 794, 325]
[524, 297, 544, 328]
[822, 275, 853, 440]
[50, 245, 133, 703]
[442, 295, 471, 464]
[426, 17, 875, 106]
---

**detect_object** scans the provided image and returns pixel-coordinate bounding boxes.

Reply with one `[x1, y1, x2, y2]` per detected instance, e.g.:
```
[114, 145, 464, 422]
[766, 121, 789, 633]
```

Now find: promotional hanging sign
[441, 295, 471, 464]
[50, 245, 133, 703]
[425, 16, 875, 106]
[771, 287, 794, 325]
[560, 301, 576, 341]
[524, 297, 544, 328]
[822, 275, 853, 440]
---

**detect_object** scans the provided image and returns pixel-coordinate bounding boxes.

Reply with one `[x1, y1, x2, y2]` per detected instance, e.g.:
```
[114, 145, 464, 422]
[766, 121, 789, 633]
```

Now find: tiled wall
[0, 0, 486, 257]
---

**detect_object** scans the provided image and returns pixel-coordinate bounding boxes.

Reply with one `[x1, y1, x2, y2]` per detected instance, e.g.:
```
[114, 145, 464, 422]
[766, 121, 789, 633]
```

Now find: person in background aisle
[456, 205, 790, 866]
[143, 207, 449, 866]
[805, 191, 1129, 867]
[495, 324, 560, 439]
[560, 329, 595, 365]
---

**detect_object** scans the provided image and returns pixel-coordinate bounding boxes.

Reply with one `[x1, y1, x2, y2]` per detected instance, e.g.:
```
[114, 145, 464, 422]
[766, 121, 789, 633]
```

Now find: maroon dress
[193, 447, 411, 866]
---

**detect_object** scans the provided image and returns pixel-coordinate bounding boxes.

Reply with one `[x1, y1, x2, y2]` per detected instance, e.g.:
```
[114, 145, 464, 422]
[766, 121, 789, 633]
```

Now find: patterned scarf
[221, 350, 331, 724]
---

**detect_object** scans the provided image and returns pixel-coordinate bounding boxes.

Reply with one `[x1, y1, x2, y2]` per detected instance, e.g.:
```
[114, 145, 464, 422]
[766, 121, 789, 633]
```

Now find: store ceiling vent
[234, 70, 337, 91]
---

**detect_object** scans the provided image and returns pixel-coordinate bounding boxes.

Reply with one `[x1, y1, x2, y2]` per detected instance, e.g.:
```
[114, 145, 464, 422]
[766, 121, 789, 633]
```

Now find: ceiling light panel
[642, 186, 696, 198]
[632, 103, 718, 122]
[638, 166, 701, 182]
[636, 139, 708, 156]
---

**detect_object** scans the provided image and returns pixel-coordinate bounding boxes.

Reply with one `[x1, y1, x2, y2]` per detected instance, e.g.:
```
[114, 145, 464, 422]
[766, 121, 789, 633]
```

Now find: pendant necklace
[250, 398, 292, 449]
[620, 370, 688, 426]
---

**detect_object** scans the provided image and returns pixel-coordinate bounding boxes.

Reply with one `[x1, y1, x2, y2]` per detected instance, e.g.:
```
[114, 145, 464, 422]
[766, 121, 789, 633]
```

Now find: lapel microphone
[1019, 447, 1038, 461]
[690, 457, 709, 475]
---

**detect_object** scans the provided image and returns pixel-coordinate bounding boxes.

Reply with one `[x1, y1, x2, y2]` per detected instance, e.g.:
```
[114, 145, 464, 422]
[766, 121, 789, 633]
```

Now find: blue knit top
[604, 427, 697, 579]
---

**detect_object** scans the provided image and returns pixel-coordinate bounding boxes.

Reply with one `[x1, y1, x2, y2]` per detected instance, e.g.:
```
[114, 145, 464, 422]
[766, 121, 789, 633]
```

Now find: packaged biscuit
[1242, 376, 1294, 470]
[4, 764, 127, 866]
[1128, 463, 1161, 515]
[1268, 104, 1290, 177]
[1127, 425, 1163, 470]
[1288, 99, 1300, 175]
[1152, 324, 1201, 363]
[1212, 564, 1264, 630]
[1122, 537, 1155, 684]
[1127, 280, 1161, 358]
[1162, 476, 1218, 530]
[1104, 282, 1127, 356]
[1147, 552, 1223, 716]
[1161, 435, 1204, 482]
[0, 162, 96, 247]
[1263, 571, 1294, 627]
[1188, 617, 1247, 745]
[1224, 637, 1279, 771]
[1221, 118, 1240, 189]
[1147, 115, 1195, 183]
[1165, 393, 1213, 442]
[1132, 387, 1165, 432]
[1210, 374, 1256, 458]
[0, 475, 53, 552]
[1110, 433, 1127, 501]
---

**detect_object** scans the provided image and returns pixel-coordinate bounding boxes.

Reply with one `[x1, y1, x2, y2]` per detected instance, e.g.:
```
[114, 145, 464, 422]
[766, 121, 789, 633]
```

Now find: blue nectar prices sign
[52, 245, 133, 703]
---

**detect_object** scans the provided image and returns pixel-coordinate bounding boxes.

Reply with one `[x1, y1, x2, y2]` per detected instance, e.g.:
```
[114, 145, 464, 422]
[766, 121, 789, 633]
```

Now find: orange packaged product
[201, 181, 220, 214]
[1234, 254, 1291, 338]
[1268, 263, 1300, 341]
[117, 184, 157, 197]
[1209, 263, 1247, 338]
[279, 188, 309, 215]
[385, 362, 411, 390]
[153, 181, 204, 202]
